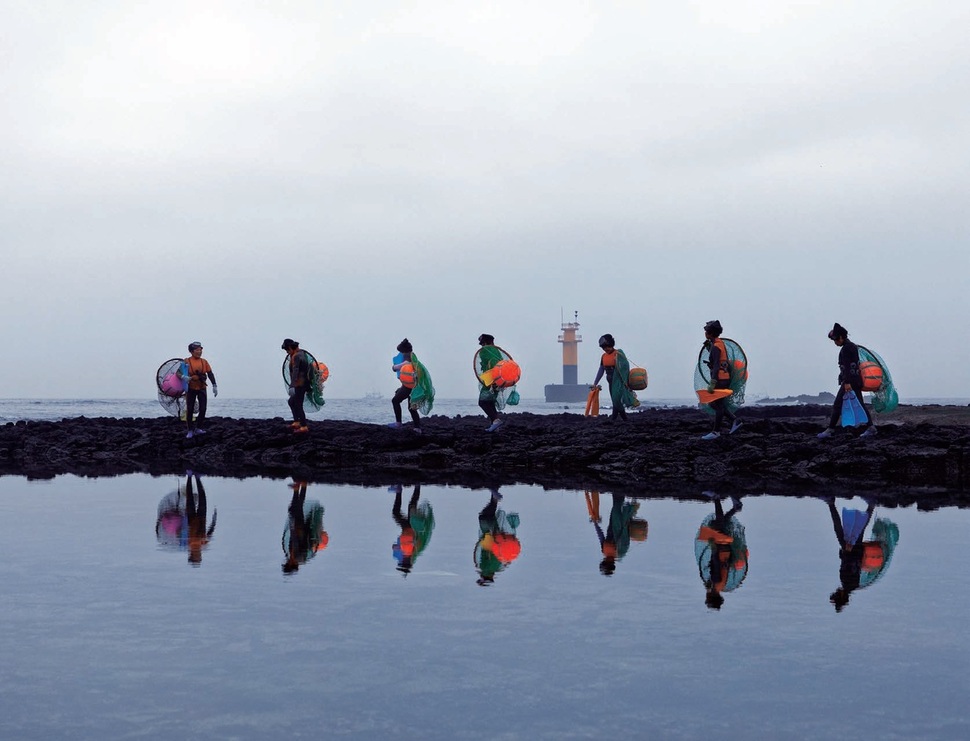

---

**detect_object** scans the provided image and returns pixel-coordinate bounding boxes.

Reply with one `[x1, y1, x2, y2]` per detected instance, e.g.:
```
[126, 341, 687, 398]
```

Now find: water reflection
[282, 480, 328, 574]
[584, 491, 649, 575]
[694, 493, 748, 609]
[824, 497, 900, 611]
[475, 488, 522, 585]
[390, 484, 435, 575]
[155, 471, 218, 566]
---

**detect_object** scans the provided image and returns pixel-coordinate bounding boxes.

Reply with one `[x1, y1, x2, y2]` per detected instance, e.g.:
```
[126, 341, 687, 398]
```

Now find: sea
[1, 396, 966, 424]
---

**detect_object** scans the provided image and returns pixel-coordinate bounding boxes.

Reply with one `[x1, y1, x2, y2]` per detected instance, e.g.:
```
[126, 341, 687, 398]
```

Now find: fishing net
[858, 517, 899, 589]
[155, 489, 188, 548]
[694, 512, 749, 593]
[694, 338, 748, 415]
[474, 345, 520, 410]
[408, 352, 435, 416]
[409, 501, 435, 556]
[610, 349, 640, 410]
[282, 350, 327, 412]
[156, 358, 187, 419]
[858, 345, 899, 413]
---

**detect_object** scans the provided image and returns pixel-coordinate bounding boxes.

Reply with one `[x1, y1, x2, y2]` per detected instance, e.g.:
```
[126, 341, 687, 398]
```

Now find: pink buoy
[161, 373, 184, 397]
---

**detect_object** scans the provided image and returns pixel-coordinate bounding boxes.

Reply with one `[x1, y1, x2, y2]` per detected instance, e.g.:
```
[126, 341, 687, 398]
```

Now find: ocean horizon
[1, 395, 967, 425]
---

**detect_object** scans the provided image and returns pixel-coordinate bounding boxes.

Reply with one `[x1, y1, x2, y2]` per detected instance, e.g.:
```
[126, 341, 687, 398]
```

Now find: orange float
[628, 367, 648, 390]
[399, 363, 417, 389]
[491, 359, 521, 388]
[860, 361, 883, 392]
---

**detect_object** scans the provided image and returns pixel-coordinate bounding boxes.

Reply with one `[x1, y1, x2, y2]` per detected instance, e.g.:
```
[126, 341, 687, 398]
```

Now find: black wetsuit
[287, 351, 311, 425]
[392, 352, 421, 426]
[706, 340, 737, 432]
[828, 340, 873, 429]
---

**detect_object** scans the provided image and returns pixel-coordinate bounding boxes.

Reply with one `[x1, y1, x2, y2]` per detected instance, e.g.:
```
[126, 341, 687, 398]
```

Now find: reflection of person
[591, 334, 636, 421]
[154, 471, 217, 566]
[475, 489, 521, 586]
[282, 480, 328, 574]
[818, 323, 875, 439]
[585, 491, 647, 576]
[282, 338, 311, 434]
[390, 484, 435, 575]
[825, 497, 875, 611]
[180, 342, 217, 440]
[700, 321, 741, 440]
[695, 493, 747, 609]
[389, 338, 422, 432]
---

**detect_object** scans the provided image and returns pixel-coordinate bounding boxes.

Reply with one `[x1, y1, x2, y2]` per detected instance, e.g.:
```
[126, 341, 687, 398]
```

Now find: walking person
[282, 338, 311, 434]
[591, 334, 636, 421]
[181, 342, 217, 439]
[818, 323, 876, 439]
[700, 320, 742, 440]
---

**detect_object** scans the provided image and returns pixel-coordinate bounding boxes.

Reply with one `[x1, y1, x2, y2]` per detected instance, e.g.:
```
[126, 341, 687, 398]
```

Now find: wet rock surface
[3, 404, 968, 506]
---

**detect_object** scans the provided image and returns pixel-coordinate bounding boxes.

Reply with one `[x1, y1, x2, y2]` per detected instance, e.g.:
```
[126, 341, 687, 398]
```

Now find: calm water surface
[0, 475, 967, 740]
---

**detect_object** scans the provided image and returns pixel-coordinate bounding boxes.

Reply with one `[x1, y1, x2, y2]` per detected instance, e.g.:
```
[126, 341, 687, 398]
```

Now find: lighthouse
[544, 311, 589, 402]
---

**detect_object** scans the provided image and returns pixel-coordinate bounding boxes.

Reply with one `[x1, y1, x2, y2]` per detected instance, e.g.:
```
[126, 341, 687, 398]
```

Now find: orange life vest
[712, 339, 731, 382]
[601, 350, 617, 368]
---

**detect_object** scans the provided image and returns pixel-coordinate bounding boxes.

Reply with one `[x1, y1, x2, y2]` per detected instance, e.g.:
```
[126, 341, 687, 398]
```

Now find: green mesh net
[694, 338, 748, 415]
[694, 512, 749, 593]
[610, 349, 639, 410]
[474, 345, 520, 410]
[859, 517, 899, 589]
[408, 353, 435, 416]
[156, 358, 187, 419]
[281, 350, 326, 412]
[857, 345, 899, 413]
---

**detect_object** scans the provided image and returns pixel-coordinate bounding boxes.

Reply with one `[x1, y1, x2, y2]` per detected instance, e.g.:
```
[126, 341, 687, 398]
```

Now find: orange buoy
[733, 359, 749, 382]
[628, 367, 648, 391]
[399, 363, 417, 389]
[862, 542, 884, 570]
[491, 533, 521, 563]
[492, 359, 521, 388]
[860, 361, 883, 392]
[314, 361, 330, 384]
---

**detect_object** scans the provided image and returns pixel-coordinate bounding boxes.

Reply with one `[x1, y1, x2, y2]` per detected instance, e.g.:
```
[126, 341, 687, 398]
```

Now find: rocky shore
[2, 404, 968, 507]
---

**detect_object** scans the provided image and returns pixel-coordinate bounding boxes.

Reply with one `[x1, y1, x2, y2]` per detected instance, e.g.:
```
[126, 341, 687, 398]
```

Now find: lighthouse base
[544, 383, 590, 403]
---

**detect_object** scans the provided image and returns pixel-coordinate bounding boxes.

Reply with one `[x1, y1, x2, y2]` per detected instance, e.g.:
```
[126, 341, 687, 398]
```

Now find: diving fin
[847, 391, 867, 426]
[841, 391, 864, 427]
[841, 507, 867, 546]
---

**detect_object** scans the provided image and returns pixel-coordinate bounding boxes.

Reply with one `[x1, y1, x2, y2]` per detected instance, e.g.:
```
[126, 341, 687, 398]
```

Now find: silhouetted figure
[282, 480, 328, 574]
[475, 489, 521, 586]
[155, 471, 217, 567]
[695, 493, 748, 609]
[585, 491, 647, 576]
[390, 484, 434, 576]
[825, 497, 906, 612]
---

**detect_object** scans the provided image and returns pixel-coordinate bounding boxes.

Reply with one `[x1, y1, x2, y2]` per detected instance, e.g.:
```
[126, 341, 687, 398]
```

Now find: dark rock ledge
[2, 405, 968, 508]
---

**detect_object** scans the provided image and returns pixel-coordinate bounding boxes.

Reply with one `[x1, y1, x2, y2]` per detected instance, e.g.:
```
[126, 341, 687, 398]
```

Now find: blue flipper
[841, 507, 867, 546]
[841, 391, 860, 427]
[846, 391, 867, 426]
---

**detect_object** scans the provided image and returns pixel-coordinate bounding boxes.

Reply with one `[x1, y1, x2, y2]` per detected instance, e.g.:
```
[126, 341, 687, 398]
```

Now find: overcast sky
[2, 1, 967, 402]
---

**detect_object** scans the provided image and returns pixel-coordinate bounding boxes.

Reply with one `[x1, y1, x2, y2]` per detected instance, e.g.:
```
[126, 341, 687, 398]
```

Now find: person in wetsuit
[818, 323, 876, 439]
[389, 338, 422, 432]
[701, 320, 742, 440]
[181, 342, 217, 439]
[282, 338, 311, 433]
[591, 334, 632, 421]
[476, 333, 505, 432]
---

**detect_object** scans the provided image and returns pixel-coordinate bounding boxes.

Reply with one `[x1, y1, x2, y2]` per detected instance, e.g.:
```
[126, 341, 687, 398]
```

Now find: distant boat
[362, 391, 384, 401]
